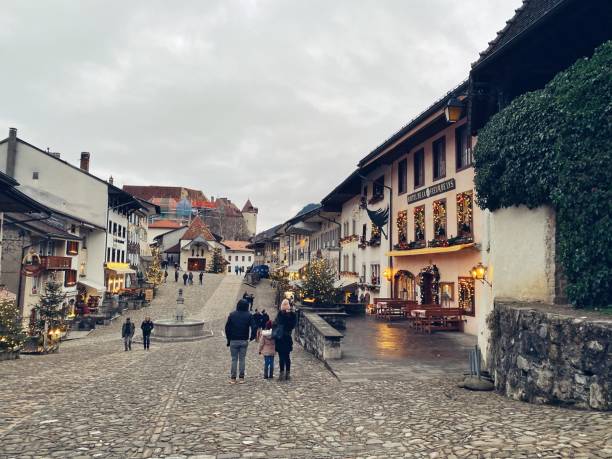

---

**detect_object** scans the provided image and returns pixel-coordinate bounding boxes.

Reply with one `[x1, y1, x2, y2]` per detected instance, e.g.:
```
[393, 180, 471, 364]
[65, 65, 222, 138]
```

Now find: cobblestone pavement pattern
[1, 275, 611, 458]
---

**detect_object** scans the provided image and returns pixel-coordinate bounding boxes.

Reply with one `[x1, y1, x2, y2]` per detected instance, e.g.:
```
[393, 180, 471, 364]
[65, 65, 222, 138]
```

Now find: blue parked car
[250, 265, 270, 278]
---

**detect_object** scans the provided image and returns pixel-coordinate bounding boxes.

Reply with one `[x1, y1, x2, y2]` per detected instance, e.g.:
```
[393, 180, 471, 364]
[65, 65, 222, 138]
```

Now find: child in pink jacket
[258, 320, 275, 379]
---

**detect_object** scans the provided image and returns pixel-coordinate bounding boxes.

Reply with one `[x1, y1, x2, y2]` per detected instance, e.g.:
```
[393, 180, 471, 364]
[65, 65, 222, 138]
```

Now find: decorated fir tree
[301, 258, 339, 306]
[210, 247, 224, 273]
[146, 247, 164, 286]
[31, 279, 67, 340]
[0, 298, 25, 351]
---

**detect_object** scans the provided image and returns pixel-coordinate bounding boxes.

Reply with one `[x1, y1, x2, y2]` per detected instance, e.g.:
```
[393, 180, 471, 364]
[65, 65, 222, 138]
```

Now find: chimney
[6, 127, 17, 177]
[108, 175, 114, 185]
[80, 152, 90, 172]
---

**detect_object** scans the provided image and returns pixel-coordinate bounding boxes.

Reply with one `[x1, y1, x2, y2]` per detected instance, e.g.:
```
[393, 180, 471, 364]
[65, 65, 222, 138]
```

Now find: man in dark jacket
[199, 271, 204, 285]
[141, 317, 154, 350]
[182, 272, 188, 286]
[261, 309, 270, 328]
[224, 299, 256, 384]
[175, 269, 179, 282]
[121, 318, 135, 351]
[252, 309, 262, 337]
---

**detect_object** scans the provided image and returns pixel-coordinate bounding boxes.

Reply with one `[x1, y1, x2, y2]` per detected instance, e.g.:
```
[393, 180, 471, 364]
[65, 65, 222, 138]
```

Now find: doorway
[188, 258, 206, 271]
[394, 270, 416, 300]
[421, 272, 433, 304]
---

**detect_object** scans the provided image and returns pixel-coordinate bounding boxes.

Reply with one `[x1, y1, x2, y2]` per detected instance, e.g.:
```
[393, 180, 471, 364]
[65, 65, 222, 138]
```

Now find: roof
[181, 216, 215, 242]
[357, 80, 468, 168]
[0, 172, 51, 214]
[214, 197, 243, 217]
[223, 240, 254, 252]
[122, 185, 208, 202]
[251, 224, 282, 245]
[242, 199, 258, 213]
[4, 212, 82, 241]
[321, 170, 362, 210]
[149, 219, 184, 229]
[472, 0, 566, 70]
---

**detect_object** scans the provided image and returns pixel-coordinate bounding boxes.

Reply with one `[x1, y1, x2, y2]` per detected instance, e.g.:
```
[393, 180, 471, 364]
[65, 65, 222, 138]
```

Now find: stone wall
[295, 311, 343, 361]
[488, 301, 611, 410]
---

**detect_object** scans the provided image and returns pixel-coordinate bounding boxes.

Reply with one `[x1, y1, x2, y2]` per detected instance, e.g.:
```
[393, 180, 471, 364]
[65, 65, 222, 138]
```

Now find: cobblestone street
[1, 276, 611, 459]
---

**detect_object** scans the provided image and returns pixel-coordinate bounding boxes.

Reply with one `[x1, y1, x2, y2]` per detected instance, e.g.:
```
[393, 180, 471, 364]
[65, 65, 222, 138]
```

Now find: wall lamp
[445, 97, 464, 123]
[470, 262, 492, 287]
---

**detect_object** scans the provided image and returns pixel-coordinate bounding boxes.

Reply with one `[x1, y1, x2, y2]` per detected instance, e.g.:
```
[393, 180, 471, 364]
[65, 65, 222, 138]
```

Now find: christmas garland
[418, 265, 440, 305]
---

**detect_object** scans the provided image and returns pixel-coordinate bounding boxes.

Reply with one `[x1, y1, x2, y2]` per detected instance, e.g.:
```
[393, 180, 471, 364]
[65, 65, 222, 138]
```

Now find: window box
[40, 256, 72, 270]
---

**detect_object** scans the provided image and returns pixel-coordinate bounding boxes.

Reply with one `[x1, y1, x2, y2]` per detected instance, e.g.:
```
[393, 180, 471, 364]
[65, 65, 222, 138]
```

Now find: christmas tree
[146, 247, 164, 286]
[301, 258, 339, 306]
[31, 279, 67, 341]
[210, 247, 224, 273]
[0, 298, 25, 351]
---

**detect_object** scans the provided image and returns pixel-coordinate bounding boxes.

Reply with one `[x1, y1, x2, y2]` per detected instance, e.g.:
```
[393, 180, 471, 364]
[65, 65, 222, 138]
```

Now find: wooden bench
[374, 299, 418, 321]
[413, 307, 466, 333]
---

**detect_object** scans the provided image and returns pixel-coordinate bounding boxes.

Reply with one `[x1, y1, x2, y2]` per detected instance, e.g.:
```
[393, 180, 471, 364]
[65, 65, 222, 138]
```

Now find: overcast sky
[1, 0, 521, 231]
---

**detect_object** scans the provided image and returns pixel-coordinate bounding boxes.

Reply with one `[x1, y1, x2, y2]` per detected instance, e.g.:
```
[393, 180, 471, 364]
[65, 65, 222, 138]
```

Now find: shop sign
[407, 178, 456, 204]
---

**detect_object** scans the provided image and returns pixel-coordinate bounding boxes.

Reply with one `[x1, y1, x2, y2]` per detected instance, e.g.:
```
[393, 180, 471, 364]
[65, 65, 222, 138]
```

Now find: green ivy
[474, 41, 612, 309]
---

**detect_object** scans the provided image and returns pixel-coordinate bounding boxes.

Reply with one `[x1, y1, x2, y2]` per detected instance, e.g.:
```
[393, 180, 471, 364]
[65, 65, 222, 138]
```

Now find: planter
[0, 349, 21, 361]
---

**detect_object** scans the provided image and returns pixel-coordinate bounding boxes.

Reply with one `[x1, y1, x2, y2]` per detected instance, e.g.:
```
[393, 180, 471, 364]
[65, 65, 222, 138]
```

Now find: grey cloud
[0, 0, 522, 230]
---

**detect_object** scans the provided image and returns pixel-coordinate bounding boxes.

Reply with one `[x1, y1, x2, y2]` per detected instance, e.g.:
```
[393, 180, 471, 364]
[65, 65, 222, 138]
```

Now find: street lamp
[470, 262, 492, 287]
[445, 97, 464, 123]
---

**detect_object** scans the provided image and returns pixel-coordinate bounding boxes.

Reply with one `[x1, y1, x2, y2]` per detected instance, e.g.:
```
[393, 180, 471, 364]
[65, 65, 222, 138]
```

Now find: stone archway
[394, 270, 416, 300]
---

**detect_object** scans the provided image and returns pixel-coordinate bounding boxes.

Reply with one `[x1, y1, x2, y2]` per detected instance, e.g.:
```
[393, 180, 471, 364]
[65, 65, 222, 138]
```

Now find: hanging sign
[407, 178, 456, 204]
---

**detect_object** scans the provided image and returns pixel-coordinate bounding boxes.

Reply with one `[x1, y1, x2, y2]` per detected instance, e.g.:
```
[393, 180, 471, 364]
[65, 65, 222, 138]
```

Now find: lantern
[445, 97, 464, 123]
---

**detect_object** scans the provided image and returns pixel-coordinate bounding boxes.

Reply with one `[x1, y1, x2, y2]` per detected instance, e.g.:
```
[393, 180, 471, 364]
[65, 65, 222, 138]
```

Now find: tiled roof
[149, 219, 184, 229]
[242, 199, 257, 213]
[181, 216, 215, 242]
[472, 0, 566, 69]
[214, 198, 243, 217]
[122, 185, 208, 202]
[223, 240, 254, 252]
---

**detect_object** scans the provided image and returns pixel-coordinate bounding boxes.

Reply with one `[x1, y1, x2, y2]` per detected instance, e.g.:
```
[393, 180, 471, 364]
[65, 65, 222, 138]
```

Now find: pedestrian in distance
[224, 299, 257, 384]
[182, 272, 188, 286]
[261, 309, 270, 328]
[248, 293, 254, 311]
[141, 316, 154, 350]
[235, 265, 239, 276]
[163, 270, 168, 283]
[253, 309, 262, 339]
[199, 271, 204, 285]
[175, 269, 179, 282]
[273, 299, 297, 381]
[122, 317, 135, 351]
[188, 271, 194, 285]
[259, 320, 275, 379]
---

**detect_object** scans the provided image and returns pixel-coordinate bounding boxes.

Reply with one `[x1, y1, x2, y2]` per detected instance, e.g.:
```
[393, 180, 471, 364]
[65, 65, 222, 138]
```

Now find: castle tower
[241, 199, 258, 236]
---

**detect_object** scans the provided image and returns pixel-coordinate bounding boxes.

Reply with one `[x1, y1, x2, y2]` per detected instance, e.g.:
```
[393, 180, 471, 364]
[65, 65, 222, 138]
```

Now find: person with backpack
[273, 299, 297, 381]
[121, 317, 135, 351]
[224, 299, 257, 384]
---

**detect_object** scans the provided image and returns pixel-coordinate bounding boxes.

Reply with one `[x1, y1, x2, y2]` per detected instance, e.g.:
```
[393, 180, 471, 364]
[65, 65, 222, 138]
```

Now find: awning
[78, 279, 106, 294]
[334, 279, 357, 289]
[286, 260, 308, 273]
[386, 243, 476, 257]
[108, 267, 136, 275]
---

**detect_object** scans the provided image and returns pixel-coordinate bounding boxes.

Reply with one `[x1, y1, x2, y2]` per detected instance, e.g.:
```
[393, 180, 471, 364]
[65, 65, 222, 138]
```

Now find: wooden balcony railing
[40, 256, 72, 270]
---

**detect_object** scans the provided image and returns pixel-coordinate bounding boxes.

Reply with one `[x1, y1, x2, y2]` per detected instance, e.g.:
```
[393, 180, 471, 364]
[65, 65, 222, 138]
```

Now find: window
[455, 124, 472, 170]
[414, 149, 425, 188]
[398, 159, 407, 194]
[361, 264, 366, 283]
[242, 255, 245, 262]
[70, 224, 76, 233]
[65, 270, 77, 287]
[362, 223, 367, 239]
[433, 199, 447, 240]
[352, 219, 356, 236]
[122, 227, 126, 238]
[351, 254, 356, 273]
[121, 251, 125, 263]
[108, 220, 112, 233]
[373, 175, 385, 199]
[370, 264, 380, 286]
[432, 137, 446, 180]
[66, 241, 79, 256]
[107, 247, 111, 262]
[248, 256, 251, 262]
[456, 191, 474, 238]
[458, 277, 475, 316]
[112, 248, 116, 262]
[414, 205, 425, 242]
[113, 223, 117, 235]
[32, 171, 39, 180]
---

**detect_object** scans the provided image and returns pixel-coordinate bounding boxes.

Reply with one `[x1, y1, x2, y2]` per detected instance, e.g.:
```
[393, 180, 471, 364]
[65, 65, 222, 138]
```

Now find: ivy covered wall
[473, 41, 612, 309]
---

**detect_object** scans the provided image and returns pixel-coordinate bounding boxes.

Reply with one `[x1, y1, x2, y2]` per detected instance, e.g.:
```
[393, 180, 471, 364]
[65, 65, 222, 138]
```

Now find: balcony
[40, 256, 72, 270]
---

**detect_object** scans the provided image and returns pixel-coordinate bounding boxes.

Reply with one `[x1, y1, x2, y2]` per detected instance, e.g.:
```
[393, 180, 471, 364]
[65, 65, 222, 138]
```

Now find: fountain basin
[151, 319, 212, 342]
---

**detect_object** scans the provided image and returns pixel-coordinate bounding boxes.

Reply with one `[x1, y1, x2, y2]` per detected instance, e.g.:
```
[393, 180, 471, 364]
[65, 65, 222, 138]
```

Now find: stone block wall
[295, 311, 343, 361]
[488, 301, 611, 410]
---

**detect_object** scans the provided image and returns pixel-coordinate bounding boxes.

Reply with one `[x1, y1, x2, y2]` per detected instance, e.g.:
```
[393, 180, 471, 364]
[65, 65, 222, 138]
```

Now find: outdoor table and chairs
[412, 305, 466, 333]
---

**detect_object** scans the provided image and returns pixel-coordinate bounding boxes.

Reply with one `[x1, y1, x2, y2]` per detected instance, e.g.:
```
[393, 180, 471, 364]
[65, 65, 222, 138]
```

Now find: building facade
[224, 240, 254, 274]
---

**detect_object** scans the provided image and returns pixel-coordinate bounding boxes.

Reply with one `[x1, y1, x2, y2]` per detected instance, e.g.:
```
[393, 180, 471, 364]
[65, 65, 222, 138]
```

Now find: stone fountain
[151, 289, 212, 342]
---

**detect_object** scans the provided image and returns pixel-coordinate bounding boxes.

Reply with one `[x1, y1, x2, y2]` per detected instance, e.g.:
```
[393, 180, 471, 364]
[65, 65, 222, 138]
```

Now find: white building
[241, 199, 258, 236]
[224, 240, 254, 274]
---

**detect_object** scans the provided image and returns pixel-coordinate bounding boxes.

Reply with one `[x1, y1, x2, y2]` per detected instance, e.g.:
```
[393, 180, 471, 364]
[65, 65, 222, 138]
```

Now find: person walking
[261, 309, 270, 328]
[182, 272, 188, 286]
[163, 270, 168, 283]
[274, 299, 297, 381]
[258, 320, 275, 379]
[188, 271, 194, 285]
[224, 299, 256, 384]
[253, 309, 262, 339]
[122, 317, 135, 351]
[199, 271, 204, 285]
[175, 269, 179, 282]
[141, 317, 154, 350]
